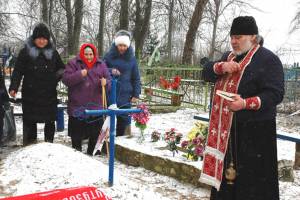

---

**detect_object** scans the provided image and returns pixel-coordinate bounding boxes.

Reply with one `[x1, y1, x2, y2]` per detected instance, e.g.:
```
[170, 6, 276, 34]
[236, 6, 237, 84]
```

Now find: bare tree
[40, 0, 60, 45]
[40, 0, 49, 24]
[0, 0, 10, 37]
[48, 0, 53, 27]
[63, 0, 84, 55]
[182, 0, 208, 64]
[290, 2, 300, 34]
[119, 0, 129, 30]
[207, 0, 220, 60]
[64, 0, 73, 54]
[73, 0, 84, 54]
[167, 0, 175, 60]
[98, 0, 106, 56]
[17, 0, 40, 38]
[205, 0, 260, 60]
[104, 0, 119, 46]
[133, 0, 153, 58]
[48, 0, 68, 48]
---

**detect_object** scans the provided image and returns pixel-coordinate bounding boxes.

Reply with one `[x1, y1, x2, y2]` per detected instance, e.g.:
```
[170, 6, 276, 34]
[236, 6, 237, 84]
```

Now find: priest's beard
[233, 39, 253, 56]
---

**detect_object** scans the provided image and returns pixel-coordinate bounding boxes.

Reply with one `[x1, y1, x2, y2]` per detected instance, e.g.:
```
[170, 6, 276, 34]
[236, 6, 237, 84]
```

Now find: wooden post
[204, 82, 208, 112]
[294, 143, 300, 169]
[171, 94, 182, 106]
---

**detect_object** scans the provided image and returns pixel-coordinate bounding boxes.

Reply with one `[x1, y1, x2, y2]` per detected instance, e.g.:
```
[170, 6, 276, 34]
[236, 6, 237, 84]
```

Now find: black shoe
[23, 139, 37, 146]
[94, 150, 101, 156]
[45, 139, 53, 143]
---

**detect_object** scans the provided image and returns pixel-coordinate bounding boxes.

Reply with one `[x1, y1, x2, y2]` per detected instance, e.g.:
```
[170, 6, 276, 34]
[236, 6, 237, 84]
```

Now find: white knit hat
[115, 35, 131, 47]
[114, 30, 131, 47]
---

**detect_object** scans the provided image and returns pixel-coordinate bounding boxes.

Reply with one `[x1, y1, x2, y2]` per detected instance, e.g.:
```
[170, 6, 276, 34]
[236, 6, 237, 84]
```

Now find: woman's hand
[112, 68, 121, 76]
[131, 97, 138, 103]
[9, 90, 17, 98]
[81, 69, 88, 77]
[101, 78, 107, 86]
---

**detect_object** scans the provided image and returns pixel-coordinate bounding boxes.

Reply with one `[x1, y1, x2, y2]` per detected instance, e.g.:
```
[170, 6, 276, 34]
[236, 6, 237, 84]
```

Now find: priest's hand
[222, 61, 240, 74]
[228, 94, 245, 112]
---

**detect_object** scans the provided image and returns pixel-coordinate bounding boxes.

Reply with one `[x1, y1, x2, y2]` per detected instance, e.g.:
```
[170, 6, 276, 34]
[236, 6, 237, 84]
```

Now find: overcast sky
[248, 0, 300, 64]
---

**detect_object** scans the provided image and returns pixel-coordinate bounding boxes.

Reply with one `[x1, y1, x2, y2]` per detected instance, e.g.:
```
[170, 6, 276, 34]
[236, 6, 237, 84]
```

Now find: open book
[216, 90, 236, 101]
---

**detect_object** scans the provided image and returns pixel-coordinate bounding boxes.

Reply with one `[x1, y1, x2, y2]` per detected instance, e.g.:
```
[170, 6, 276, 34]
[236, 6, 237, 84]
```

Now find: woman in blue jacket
[104, 30, 141, 136]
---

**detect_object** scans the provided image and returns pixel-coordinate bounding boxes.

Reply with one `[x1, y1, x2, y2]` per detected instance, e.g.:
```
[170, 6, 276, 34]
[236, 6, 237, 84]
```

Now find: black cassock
[202, 46, 284, 200]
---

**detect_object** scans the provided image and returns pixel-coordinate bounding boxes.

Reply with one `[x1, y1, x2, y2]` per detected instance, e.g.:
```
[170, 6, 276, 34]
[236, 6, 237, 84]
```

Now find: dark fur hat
[32, 23, 50, 40]
[230, 16, 258, 36]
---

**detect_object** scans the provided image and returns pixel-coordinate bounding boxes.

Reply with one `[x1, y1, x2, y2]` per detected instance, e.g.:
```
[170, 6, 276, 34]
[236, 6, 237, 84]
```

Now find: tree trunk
[133, 0, 142, 58]
[98, 0, 106, 56]
[65, 0, 73, 55]
[72, 0, 84, 54]
[119, 0, 129, 30]
[167, 0, 175, 61]
[134, 0, 152, 58]
[48, 0, 57, 46]
[208, 0, 220, 60]
[40, 0, 49, 24]
[182, 0, 208, 64]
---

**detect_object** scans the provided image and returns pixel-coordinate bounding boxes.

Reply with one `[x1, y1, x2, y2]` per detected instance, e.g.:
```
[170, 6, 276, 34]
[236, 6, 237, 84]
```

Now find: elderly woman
[104, 30, 141, 137]
[0, 71, 9, 147]
[62, 43, 111, 155]
[9, 23, 65, 145]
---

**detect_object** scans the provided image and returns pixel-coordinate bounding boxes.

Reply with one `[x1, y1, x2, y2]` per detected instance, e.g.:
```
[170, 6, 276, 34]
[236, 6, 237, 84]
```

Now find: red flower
[194, 145, 204, 156]
[170, 76, 181, 91]
[159, 77, 170, 89]
[181, 140, 189, 148]
[132, 103, 150, 128]
[159, 76, 181, 91]
[174, 75, 181, 83]
[192, 137, 201, 145]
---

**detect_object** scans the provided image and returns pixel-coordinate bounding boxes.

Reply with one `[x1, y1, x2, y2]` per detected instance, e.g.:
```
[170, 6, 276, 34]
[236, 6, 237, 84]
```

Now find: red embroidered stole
[199, 45, 260, 190]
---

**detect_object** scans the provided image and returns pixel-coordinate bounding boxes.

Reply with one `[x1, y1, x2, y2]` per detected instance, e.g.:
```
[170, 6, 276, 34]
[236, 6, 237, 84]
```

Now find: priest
[200, 16, 284, 200]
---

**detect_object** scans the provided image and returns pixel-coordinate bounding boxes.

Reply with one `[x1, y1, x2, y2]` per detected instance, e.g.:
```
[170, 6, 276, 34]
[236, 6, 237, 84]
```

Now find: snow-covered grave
[0, 108, 300, 199]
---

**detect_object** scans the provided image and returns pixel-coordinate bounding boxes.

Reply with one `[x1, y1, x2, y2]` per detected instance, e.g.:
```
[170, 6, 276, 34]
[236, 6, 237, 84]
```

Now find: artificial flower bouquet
[164, 128, 183, 156]
[131, 103, 150, 143]
[181, 121, 208, 161]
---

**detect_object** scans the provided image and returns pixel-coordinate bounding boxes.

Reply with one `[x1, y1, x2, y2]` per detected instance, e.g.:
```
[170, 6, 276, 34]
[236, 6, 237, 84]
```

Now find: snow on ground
[0, 107, 299, 199]
[0, 142, 210, 199]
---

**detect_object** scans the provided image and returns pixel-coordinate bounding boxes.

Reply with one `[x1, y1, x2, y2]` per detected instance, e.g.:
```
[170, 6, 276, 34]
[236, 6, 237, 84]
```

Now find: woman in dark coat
[62, 43, 111, 155]
[104, 30, 141, 137]
[9, 23, 65, 145]
[0, 71, 9, 146]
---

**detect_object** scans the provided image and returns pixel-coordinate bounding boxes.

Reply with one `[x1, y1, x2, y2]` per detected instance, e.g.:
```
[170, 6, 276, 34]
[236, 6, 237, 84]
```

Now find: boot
[23, 120, 37, 146]
[44, 121, 55, 143]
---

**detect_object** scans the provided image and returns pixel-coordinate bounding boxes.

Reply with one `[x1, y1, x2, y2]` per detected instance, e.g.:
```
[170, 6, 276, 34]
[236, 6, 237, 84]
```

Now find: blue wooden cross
[85, 78, 142, 186]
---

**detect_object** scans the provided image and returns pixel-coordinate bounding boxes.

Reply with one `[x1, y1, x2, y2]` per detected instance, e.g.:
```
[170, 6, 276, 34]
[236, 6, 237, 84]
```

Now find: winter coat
[202, 46, 284, 122]
[62, 55, 111, 118]
[104, 44, 141, 107]
[0, 71, 9, 116]
[9, 37, 65, 122]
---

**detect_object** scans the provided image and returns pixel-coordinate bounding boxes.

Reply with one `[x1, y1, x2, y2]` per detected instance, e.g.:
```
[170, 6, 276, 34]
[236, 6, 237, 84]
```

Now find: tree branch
[0, 12, 38, 19]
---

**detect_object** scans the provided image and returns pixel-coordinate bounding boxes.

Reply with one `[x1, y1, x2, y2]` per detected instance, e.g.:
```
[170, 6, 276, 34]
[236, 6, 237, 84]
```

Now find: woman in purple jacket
[62, 43, 111, 155]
